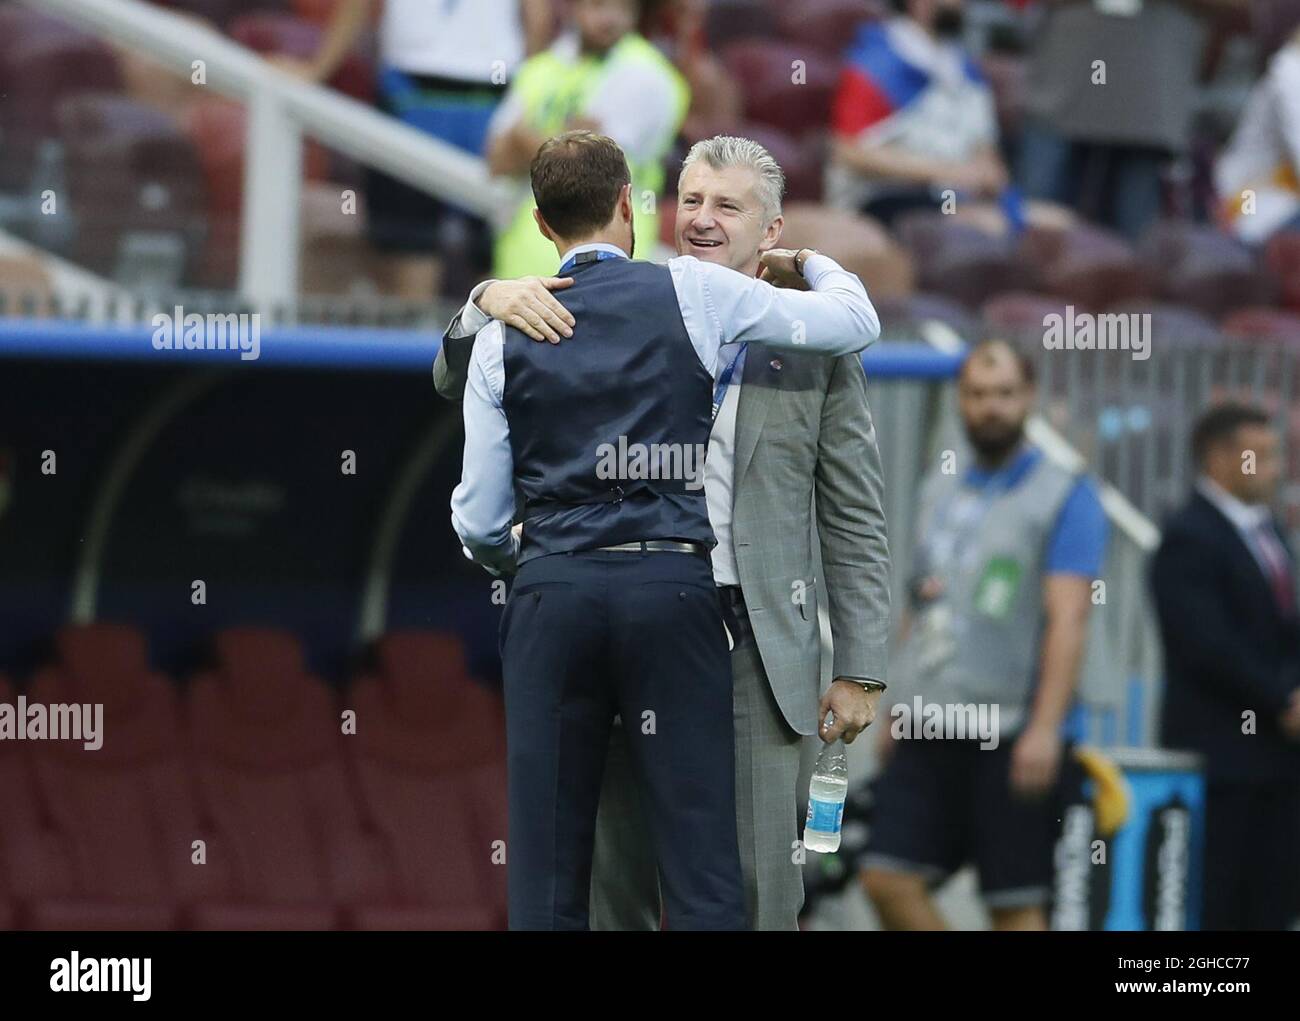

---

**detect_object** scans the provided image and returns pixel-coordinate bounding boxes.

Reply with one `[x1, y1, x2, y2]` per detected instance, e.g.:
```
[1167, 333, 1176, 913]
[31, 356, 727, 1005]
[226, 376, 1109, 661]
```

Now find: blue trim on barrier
[0, 318, 966, 379]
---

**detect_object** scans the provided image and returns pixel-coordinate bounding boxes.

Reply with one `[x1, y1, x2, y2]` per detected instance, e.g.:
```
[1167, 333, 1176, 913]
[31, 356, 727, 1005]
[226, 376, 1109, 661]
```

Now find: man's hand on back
[479, 276, 577, 343]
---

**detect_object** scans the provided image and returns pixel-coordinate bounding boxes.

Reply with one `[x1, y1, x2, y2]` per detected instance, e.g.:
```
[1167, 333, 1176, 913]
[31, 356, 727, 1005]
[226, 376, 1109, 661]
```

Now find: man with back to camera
[449, 130, 881, 929]
[438, 134, 892, 930]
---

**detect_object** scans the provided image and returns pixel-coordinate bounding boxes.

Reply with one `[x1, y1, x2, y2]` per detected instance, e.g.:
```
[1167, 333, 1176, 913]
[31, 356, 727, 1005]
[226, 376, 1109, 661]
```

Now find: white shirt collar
[557, 241, 630, 270]
[1196, 476, 1272, 533]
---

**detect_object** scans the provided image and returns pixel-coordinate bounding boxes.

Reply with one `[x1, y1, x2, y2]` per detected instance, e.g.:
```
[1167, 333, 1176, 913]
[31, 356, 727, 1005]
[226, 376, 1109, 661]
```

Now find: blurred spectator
[486, 0, 689, 278]
[862, 339, 1107, 930]
[291, 0, 554, 299]
[1150, 403, 1300, 931]
[1017, 0, 1225, 242]
[827, 0, 1068, 234]
[1216, 25, 1300, 245]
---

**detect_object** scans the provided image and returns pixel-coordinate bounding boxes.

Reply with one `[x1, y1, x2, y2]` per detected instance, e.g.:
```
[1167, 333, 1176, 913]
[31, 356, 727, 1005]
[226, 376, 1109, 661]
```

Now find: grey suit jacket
[433, 330, 891, 738]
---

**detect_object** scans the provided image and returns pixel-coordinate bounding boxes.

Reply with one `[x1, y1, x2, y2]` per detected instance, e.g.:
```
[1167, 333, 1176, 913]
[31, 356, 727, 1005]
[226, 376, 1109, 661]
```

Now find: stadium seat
[1264, 231, 1300, 312]
[150, 0, 291, 30]
[781, 202, 915, 299]
[980, 51, 1027, 143]
[980, 291, 1073, 346]
[704, 0, 779, 47]
[1139, 221, 1275, 320]
[896, 211, 1031, 309]
[725, 122, 824, 202]
[721, 40, 842, 139]
[344, 631, 507, 930]
[24, 623, 225, 930]
[186, 628, 389, 930]
[1032, 223, 1154, 311]
[774, 0, 883, 53]
[872, 292, 980, 343]
[0, 673, 77, 930]
[57, 94, 208, 284]
[1103, 300, 1224, 350]
[1251, 0, 1300, 60]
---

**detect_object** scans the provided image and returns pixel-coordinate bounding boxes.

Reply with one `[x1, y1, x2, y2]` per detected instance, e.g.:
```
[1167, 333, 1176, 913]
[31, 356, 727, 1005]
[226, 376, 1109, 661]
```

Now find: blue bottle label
[806, 797, 844, 832]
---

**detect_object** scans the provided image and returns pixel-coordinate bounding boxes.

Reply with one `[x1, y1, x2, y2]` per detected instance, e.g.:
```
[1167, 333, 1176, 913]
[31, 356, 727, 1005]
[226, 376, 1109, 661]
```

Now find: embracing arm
[449, 325, 520, 576]
[433, 277, 575, 400]
[669, 251, 880, 376]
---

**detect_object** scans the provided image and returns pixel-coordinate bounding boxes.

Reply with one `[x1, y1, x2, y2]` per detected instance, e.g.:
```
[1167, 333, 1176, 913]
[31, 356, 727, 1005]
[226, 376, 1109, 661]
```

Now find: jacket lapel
[732, 343, 779, 491]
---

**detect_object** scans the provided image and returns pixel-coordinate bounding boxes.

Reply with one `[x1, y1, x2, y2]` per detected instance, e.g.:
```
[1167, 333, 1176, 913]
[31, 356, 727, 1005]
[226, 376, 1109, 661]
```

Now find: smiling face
[674, 162, 782, 276]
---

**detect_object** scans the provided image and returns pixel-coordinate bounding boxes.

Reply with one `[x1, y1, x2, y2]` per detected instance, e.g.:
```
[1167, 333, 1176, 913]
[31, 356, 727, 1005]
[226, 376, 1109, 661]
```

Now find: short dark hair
[1191, 402, 1272, 466]
[959, 338, 1036, 387]
[530, 131, 631, 240]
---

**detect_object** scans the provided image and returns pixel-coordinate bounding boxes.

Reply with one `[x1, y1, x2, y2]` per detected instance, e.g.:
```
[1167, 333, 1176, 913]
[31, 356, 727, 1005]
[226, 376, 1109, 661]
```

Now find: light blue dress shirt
[450, 243, 881, 575]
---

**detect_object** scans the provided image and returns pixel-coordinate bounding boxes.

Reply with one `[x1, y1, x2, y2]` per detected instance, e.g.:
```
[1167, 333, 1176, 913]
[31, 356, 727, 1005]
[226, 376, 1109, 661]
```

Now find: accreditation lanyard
[712, 344, 747, 422]
[557, 248, 624, 275]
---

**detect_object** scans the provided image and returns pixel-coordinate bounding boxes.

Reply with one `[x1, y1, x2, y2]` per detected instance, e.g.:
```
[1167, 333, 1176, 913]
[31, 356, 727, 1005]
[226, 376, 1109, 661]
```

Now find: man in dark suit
[1151, 402, 1300, 930]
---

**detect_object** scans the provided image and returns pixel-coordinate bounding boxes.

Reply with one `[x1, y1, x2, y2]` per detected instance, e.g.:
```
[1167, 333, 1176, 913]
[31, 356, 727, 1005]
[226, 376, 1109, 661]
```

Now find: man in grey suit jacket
[434, 136, 891, 929]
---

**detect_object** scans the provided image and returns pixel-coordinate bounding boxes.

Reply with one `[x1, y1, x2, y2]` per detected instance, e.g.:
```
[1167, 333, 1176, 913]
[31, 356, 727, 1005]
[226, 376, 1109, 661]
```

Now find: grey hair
[678, 135, 786, 223]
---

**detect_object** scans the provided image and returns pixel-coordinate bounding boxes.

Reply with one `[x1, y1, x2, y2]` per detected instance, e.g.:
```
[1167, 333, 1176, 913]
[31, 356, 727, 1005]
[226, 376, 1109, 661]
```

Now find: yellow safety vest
[493, 34, 689, 279]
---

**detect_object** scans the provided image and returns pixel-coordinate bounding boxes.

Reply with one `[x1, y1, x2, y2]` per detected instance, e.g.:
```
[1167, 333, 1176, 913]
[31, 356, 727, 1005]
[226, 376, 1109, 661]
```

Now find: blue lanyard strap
[558, 249, 624, 275]
[712, 344, 747, 422]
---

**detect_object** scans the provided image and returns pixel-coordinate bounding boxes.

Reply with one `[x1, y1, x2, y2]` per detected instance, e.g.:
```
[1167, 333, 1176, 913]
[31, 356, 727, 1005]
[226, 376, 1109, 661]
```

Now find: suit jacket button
[769, 358, 783, 371]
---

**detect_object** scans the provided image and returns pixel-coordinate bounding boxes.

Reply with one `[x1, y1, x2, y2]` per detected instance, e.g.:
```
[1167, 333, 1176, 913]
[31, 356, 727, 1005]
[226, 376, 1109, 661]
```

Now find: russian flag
[831, 21, 984, 139]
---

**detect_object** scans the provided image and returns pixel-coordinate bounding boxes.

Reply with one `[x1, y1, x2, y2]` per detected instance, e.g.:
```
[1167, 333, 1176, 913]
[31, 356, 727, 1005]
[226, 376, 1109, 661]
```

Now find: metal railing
[24, 0, 509, 310]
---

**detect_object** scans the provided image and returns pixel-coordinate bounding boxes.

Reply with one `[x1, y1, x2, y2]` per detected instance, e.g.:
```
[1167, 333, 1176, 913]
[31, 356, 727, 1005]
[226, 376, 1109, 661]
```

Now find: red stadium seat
[344, 631, 507, 930]
[186, 628, 388, 930]
[1264, 231, 1300, 312]
[1139, 221, 1275, 319]
[981, 291, 1073, 345]
[872, 291, 981, 342]
[896, 211, 1033, 309]
[781, 202, 916, 300]
[1033, 223, 1154, 311]
[705, 0, 779, 48]
[149, 0, 290, 30]
[0, 673, 76, 930]
[721, 40, 842, 139]
[775, 0, 883, 54]
[728, 122, 825, 202]
[1104, 300, 1224, 349]
[980, 52, 1027, 143]
[24, 624, 225, 930]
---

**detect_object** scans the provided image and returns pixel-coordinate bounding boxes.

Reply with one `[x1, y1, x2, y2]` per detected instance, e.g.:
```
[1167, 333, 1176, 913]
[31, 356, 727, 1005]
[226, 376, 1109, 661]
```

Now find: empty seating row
[0, 623, 507, 930]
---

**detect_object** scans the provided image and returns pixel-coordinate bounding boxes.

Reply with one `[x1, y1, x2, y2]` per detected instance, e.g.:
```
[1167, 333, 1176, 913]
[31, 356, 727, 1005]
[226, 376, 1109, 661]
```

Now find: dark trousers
[1202, 779, 1300, 930]
[499, 549, 746, 930]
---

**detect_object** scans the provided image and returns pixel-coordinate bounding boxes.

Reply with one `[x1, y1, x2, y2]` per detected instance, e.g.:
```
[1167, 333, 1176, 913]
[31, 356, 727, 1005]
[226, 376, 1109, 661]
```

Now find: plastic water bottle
[804, 736, 848, 852]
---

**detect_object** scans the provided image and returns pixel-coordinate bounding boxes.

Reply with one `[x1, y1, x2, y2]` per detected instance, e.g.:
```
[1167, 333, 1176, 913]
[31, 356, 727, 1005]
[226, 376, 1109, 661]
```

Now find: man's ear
[533, 207, 555, 242]
[620, 183, 634, 223]
[758, 214, 785, 254]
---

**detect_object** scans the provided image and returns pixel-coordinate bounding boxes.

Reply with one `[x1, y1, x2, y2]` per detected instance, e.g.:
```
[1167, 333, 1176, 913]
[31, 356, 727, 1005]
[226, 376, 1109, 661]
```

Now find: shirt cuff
[801, 252, 837, 287]
[448, 280, 496, 339]
[836, 674, 887, 691]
